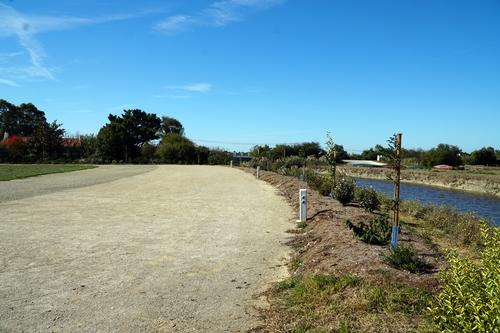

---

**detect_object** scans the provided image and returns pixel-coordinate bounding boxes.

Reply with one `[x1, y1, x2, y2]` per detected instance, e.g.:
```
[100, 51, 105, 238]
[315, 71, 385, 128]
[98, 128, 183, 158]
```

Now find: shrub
[334, 175, 356, 205]
[400, 201, 484, 248]
[272, 156, 305, 171]
[346, 216, 391, 245]
[383, 244, 429, 273]
[355, 187, 380, 212]
[429, 224, 499, 332]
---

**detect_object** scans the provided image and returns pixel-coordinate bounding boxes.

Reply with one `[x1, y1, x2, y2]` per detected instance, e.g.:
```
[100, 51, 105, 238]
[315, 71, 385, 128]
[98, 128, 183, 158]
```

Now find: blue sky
[1, 0, 499, 153]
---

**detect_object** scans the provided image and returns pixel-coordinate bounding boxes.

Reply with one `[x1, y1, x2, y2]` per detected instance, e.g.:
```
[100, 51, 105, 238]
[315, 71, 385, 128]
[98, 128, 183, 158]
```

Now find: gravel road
[0, 165, 293, 332]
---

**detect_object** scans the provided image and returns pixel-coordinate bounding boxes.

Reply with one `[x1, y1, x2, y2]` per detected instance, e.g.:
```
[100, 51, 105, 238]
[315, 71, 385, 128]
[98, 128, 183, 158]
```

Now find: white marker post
[230, 160, 233, 168]
[256, 166, 261, 178]
[299, 189, 307, 223]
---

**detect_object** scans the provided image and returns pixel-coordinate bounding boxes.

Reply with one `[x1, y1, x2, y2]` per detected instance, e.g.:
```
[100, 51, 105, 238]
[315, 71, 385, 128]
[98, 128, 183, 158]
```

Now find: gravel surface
[0, 165, 293, 332]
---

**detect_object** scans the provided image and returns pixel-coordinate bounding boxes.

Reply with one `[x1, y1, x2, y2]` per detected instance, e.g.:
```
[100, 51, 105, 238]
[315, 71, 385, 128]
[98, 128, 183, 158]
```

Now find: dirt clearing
[0, 165, 293, 332]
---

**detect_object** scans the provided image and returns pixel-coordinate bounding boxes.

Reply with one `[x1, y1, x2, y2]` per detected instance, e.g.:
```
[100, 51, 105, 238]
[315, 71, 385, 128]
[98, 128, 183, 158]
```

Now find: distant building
[432, 164, 454, 170]
[62, 138, 82, 147]
[342, 160, 387, 168]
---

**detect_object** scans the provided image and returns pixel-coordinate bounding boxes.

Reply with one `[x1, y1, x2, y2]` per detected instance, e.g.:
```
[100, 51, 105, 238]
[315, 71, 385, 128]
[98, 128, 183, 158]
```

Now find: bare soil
[0, 165, 294, 332]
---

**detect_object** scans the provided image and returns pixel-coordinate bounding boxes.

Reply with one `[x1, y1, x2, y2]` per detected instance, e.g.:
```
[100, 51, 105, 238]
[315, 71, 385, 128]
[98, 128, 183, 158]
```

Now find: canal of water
[355, 178, 500, 226]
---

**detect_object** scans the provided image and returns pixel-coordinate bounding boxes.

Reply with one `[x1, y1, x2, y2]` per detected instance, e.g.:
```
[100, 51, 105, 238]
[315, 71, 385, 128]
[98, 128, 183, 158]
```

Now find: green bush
[354, 187, 381, 212]
[334, 175, 356, 205]
[346, 216, 391, 245]
[383, 244, 429, 273]
[429, 224, 499, 332]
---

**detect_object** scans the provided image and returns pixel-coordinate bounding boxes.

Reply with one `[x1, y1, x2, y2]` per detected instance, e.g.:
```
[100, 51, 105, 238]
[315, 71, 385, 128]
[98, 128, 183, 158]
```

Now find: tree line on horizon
[0, 99, 498, 166]
[0, 99, 232, 165]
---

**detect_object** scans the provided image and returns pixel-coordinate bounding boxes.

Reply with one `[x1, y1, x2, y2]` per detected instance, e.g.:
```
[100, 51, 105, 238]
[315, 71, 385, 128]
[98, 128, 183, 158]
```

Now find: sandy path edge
[0, 165, 293, 332]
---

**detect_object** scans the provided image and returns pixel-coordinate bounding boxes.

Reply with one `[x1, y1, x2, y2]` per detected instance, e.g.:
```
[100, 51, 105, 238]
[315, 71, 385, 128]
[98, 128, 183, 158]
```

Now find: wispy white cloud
[155, 0, 284, 33]
[0, 3, 137, 82]
[167, 82, 213, 93]
[0, 77, 20, 87]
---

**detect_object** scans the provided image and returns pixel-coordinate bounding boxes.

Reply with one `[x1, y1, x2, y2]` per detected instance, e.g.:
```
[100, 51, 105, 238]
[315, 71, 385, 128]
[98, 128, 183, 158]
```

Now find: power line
[191, 138, 367, 152]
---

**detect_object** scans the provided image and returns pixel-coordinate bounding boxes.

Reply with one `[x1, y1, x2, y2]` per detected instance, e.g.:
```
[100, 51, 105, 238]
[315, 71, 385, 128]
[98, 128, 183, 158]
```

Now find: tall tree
[160, 117, 184, 136]
[0, 100, 47, 137]
[156, 133, 196, 164]
[422, 144, 463, 167]
[96, 109, 161, 162]
[469, 147, 497, 165]
[27, 121, 64, 161]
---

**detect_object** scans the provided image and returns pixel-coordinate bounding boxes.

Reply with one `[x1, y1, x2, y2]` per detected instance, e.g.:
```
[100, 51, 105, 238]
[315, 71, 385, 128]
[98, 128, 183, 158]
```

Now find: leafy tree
[358, 144, 387, 160]
[195, 146, 210, 164]
[297, 142, 323, 158]
[250, 145, 271, 159]
[27, 121, 64, 161]
[96, 109, 161, 162]
[80, 134, 98, 159]
[208, 149, 232, 165]
[469, 147, 497, 165]
[160, 116, 184, 136]
[0, 100, 47, 137]
[156, 133, 196, 164]
[140, 143, 157, 163]
[422, 144, 463, 167]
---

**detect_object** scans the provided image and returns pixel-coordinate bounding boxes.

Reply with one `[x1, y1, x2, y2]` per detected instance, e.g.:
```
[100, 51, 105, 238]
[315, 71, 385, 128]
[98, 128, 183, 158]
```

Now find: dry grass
[244, 168, 444, 332]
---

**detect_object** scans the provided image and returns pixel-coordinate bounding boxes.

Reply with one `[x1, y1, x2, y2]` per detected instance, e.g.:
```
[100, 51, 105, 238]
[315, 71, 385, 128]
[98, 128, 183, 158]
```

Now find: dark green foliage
[469, 146, 497, 165]
[96, 109, 161, 162]
[156, 133, 196, 164]
[252, 142, 324, 161]
[346, 216, 391, 245]
[208, 149, 232, 165]
[334, 175, 355, 205]
[140, 143, 157, 163]
[160, 116, 184, 136]
[354, 187, 380, 212]
[0, 99, 47, 137]
[80, 134, 98, 160]
[27, 121, 65, 161]
[195, 146, 210, 164]
[422, 143, 463, 167]
[383, 244, 430, 273]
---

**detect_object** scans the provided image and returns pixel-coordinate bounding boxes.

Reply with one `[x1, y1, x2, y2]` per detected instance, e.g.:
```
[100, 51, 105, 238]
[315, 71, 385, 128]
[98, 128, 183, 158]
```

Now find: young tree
[325, 132, 338, 190]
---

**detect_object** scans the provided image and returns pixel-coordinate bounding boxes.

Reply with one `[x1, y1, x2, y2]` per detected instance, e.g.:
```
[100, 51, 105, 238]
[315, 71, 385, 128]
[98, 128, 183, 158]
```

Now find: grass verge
[0, 164, 96, 181]
[271, 273, 434, 333]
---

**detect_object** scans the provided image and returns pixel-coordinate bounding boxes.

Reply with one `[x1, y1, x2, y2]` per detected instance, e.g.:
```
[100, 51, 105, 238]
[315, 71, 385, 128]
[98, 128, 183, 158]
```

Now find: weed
[383, 244, 430, 273]
[291, 257, 303, 271]
[297, 221, 308, 229]
[346, 216, 391, 245]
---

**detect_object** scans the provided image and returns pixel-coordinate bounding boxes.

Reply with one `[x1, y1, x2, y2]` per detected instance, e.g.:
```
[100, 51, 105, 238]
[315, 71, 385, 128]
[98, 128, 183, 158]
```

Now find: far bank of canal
[355, 177, 500, 226]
